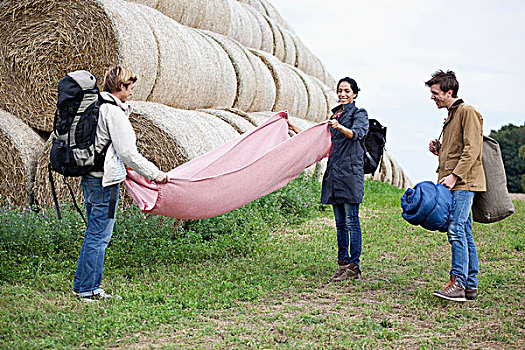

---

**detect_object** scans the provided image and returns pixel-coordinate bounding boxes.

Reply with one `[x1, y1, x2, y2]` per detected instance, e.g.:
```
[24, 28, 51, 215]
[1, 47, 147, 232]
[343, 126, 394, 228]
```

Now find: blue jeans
[73, 175, 119, 296]
[447, 190, 479, 289]
[332, 203, 362, 266]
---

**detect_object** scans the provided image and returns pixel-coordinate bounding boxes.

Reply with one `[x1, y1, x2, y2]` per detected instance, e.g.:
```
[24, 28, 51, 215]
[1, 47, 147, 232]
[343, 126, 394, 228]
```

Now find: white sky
[270, 0, 525, 184]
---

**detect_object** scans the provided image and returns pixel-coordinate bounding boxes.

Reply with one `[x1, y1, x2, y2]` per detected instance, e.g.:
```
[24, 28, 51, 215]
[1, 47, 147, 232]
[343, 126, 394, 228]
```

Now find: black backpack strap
[48, 163, 62, 220]
[62, 176, 87, 224]
[107, 184, 119, 219]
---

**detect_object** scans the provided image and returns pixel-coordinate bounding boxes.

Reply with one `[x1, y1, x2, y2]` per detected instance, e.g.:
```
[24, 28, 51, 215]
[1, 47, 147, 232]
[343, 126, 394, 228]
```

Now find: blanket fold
[125, 112, 332, 219]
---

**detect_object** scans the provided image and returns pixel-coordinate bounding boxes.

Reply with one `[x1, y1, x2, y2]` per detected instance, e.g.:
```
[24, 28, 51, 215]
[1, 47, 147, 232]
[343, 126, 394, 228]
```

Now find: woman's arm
[329, 119, 355, 139]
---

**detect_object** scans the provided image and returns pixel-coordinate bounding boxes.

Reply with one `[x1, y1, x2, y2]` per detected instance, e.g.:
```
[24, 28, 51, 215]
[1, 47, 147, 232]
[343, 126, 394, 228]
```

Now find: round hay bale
[290, 67, 328, 122]
[198, 29, 257, 112]
[379, 151, 393, 185]
[389, 156, 402, 188]
[0, 110, 44, 207]
[137, 5, 237, 110]
[126, 0, 159, 10]
[154, 0, 231, 36]
[0, 0, 122, 132]
[236, 0, 266, 14]
[242, 3, 274, 53]
[248, 111, 273, 126]
[228, 1, 262, 50]
[258, 0, 294, 32]
[277, 24, 297, 66]
[33, 101, 241, 207]
[321, 81, 339, 114]
[199, 109, 256, 134]
[283, 66, 309, 119]
[244, 50, 276, 112]
[249, 49, 296, 114]
[218, 107, 258, 126]
[264, 16, 286, 61]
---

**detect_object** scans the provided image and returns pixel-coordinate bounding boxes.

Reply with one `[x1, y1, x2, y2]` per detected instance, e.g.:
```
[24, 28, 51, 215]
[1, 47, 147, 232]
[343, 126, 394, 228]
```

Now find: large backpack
[362, 118, 387, 174]
[48, 70, 116, 221]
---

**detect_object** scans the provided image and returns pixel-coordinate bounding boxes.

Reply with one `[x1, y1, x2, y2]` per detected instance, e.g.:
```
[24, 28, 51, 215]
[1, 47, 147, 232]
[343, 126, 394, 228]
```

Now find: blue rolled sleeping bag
[400, 181, 456, 232]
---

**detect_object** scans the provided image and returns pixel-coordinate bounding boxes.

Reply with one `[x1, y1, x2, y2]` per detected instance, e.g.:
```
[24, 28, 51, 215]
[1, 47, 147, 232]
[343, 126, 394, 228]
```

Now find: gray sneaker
[432, 275, 466, 302]
[333, 263, 361, 282]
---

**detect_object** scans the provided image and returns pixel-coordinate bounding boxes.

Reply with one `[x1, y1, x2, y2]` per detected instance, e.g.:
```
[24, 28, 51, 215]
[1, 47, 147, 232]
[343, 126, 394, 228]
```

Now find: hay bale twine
[33, 101, 241, 207]
[198, 30, 257, 112]
[244, 50, 276, 112]
[264, 16, 286, 61]
[199, 109, 256, 134]
[137, 5, 237, 110]
[219, 108, 258, 126]
[0, 110, 44, 206]
[290, 67, 328, 122]
[249, 49, 296, 115]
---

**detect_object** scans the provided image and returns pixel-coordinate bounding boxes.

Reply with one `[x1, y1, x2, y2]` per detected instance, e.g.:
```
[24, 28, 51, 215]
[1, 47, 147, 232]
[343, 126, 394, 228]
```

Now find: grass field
[1, 179, 523, 349]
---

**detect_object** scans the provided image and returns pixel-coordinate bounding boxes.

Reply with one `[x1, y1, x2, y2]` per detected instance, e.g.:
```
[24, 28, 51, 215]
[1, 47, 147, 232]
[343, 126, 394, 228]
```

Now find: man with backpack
[426, 70, 486, 302]
[73, 66, 168, 301]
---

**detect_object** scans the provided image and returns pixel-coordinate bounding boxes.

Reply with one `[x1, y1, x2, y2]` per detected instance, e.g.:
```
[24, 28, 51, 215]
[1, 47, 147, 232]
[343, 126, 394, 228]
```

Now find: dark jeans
[332, 203, 362, 267]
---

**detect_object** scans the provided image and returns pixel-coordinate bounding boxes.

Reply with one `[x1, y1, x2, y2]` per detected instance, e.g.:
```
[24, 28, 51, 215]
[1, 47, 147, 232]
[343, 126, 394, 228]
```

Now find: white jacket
[90, 92, 160, 187]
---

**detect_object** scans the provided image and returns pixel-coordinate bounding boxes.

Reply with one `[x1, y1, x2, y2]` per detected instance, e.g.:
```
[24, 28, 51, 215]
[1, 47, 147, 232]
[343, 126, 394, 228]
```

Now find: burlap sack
[472, 136, 515, 223]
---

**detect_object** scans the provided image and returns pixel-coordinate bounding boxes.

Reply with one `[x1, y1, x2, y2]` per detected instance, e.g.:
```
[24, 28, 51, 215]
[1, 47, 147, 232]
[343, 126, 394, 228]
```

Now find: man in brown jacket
[426, 70, 486, 302]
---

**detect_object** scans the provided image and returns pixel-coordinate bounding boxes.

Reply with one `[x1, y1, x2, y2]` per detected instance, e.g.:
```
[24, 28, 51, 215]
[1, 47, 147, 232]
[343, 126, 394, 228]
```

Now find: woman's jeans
[447, 190, 479, 289]
[332, 203, 362, 266]
[73, 175, 119, 296]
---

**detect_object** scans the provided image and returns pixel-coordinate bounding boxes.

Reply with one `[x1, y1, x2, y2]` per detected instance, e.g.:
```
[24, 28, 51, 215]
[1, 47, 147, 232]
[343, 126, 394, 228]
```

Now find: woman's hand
[287, 119, 301, 134]
[328, 119, 340, 130]
[154, 171, 169, 184]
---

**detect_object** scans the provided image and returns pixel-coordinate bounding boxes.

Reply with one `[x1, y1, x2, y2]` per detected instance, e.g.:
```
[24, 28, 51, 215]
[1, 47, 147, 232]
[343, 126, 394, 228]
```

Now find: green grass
[1, 178, 523, 349]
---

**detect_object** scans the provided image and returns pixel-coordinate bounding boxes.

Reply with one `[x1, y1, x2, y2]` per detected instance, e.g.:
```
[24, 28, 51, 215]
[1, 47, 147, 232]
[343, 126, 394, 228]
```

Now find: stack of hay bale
[0, 0, 411, 208]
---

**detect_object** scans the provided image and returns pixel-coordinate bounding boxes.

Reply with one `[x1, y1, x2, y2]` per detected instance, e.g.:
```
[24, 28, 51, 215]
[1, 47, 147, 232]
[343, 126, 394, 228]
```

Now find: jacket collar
[100, 91, 129, 111]
[448, 98, 464, 111]
[331, 102, 356, 114]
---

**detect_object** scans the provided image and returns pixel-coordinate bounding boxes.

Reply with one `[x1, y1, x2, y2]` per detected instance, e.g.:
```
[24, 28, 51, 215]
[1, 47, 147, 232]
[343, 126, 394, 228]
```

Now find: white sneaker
[76, 290, 121, 302]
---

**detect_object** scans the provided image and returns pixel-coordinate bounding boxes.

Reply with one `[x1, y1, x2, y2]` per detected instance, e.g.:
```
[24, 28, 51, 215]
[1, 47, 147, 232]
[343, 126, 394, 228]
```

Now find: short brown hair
[425, 70, 459, 97]
[103, 65, 137, 93]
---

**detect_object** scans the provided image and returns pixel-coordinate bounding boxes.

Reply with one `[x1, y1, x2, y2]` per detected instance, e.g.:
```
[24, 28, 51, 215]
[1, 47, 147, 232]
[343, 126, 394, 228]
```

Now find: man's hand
[154, 171, 169, 184]
[439, 174, 458, 190]
[429, 139, 441, 156]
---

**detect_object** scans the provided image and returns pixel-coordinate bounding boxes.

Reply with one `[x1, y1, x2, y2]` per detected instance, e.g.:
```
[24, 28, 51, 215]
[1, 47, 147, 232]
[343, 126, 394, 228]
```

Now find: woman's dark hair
[336, 77, 360, 97]
[425, 70, 459, 97]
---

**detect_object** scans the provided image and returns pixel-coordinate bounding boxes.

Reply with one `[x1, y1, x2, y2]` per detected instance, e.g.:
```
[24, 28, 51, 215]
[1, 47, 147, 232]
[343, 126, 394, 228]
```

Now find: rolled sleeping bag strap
[108, 184, 119, 219]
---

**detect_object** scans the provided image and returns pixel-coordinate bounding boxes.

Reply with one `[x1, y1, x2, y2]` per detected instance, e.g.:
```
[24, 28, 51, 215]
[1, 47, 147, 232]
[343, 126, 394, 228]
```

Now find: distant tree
[520, 145, 525, 192]
[489, 123, 525, 193]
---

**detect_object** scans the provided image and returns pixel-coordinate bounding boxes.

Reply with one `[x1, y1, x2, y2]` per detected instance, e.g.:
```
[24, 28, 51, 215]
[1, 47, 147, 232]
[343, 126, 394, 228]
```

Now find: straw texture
[0, 110, 44, 206]
[290, 67, 329, 122]
[199, 109, 256, 134]
[0, 0, 119, 132]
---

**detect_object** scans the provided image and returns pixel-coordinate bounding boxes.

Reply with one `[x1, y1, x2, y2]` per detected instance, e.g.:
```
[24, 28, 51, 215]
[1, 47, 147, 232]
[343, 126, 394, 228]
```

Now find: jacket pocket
[444, 158, 459, 173]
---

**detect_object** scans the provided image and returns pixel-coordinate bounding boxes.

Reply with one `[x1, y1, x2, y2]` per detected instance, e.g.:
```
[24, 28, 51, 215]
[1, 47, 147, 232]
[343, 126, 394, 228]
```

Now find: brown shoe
[465, 288, 478, 300]
[330, 264, 350, 280]
[432, 275, 466, 302]
[333, 263, 361, 282]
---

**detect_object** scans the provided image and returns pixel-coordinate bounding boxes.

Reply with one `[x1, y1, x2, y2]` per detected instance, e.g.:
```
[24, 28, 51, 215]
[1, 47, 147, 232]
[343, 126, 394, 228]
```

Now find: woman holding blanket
[289, 77, 369, 281]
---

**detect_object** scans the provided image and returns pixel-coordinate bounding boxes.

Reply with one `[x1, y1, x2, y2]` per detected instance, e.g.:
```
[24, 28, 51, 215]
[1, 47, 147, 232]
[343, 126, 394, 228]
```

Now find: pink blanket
[124, 112, 332, 219]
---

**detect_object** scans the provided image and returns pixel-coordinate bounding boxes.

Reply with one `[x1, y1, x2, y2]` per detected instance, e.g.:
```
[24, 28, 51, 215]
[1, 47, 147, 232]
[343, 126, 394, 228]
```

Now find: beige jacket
[438, 100, 486, 192]
[89, 92, 160, 187]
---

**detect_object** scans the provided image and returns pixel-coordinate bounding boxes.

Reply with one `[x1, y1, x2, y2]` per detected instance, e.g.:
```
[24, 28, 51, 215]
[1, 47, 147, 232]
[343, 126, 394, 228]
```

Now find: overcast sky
[271, 0, 525, 184]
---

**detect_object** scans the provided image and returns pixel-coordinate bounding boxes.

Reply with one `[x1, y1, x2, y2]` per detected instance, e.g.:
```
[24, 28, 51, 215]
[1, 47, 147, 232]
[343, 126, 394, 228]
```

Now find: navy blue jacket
[321, 102, 369, 204]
